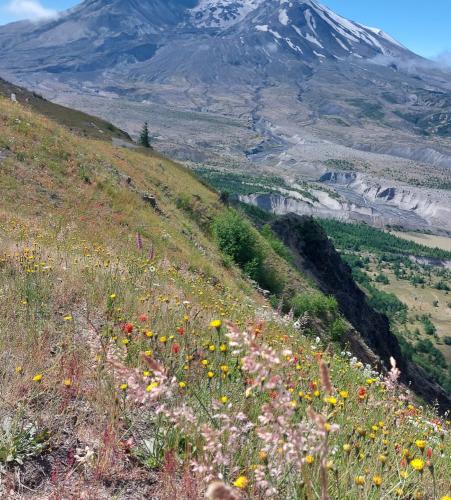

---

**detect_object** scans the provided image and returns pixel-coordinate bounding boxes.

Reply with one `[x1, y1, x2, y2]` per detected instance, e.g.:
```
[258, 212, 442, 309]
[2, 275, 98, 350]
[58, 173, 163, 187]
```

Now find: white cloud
[5, 0, 57, 21]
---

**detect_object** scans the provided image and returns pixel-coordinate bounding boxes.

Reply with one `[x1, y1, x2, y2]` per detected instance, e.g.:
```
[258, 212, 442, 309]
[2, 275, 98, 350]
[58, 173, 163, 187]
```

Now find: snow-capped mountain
[192, 0, 406, 59]
[0, 0, 411, 80]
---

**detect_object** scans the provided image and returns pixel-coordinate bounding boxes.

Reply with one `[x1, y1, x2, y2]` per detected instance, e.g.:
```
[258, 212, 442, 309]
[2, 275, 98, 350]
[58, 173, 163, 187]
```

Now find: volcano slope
[0, 95, 450, 498]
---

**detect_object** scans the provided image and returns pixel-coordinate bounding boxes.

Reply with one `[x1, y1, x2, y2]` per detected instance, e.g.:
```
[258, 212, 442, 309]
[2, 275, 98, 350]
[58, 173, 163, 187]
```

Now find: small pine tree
[139, 122, 151, 148]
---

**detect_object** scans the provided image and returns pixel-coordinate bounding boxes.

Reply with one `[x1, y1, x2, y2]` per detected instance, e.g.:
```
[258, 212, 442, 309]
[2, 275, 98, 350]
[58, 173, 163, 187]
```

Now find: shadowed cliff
[271, 213, 451, 412]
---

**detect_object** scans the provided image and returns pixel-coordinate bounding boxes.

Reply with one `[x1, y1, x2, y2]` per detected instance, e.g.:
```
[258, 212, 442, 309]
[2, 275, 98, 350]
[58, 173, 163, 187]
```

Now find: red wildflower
[139, 314, 148, 323]
[358, 387, 367, 399]
[171, 343, 181, 354]
[426, 448, 433, 459]
[176, 326, 185, 335]
[121, 323, 134, 334]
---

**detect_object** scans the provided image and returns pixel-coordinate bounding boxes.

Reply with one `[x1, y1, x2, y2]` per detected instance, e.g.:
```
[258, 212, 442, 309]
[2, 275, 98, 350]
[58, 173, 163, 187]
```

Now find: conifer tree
[139, 122, 151, 148]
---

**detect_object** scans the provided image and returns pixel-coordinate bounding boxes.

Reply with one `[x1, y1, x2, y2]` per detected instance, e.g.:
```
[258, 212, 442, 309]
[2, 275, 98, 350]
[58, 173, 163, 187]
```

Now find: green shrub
[367, 287, 407, 323]
[375, 273, 390, 285]
[421, 315, 436, 336]
[212, 210, 265, 279]
[435, 280, 450, 291]
[291, 292, 338, 319]
[260, 224, 292, 262]
[329, 317, 348, 341]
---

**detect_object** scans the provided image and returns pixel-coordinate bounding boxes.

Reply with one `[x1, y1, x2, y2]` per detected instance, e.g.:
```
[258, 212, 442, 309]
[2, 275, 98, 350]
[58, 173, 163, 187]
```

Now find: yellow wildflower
[415, 440, 426, 450]
[178, 381, 186, 388]
[207, 371, 215, 378]
[355, 476, 365, 486]
[210, 319, 222, 329]
[324, 396, 337, 406]
[159, 336, 167, 343]
[233, 476, 248, 489]
[410, 458, 424, 472]
[120, 383, 128, 391]
[305, 455, 314, 465]
[339, 390, 348, 399]
[373, 475, 382, 487]
[32, 374, 42, 382]
[220, 395, 228, 404]
[63, 379, 72, 387]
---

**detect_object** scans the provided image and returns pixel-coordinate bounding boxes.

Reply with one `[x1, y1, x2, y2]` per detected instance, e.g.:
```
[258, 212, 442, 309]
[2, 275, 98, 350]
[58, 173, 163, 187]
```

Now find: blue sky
[0, 0, 449, 59]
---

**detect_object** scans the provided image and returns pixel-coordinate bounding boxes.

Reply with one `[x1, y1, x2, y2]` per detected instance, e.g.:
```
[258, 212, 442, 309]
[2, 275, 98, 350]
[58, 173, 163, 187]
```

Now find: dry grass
[392, 232, 451, 253]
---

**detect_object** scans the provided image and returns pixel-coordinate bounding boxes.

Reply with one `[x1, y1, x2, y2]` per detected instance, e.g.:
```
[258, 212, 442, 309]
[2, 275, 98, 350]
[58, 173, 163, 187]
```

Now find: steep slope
[271, 214, 451, 411]
[0, 95, 450, 498]
[0, 77, 131, 142]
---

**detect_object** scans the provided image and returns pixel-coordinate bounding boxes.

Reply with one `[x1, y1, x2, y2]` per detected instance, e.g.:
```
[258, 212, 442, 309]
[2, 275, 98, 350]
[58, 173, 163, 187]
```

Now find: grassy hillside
[0, 77, 131, 142]
[0, 97, 450, 499]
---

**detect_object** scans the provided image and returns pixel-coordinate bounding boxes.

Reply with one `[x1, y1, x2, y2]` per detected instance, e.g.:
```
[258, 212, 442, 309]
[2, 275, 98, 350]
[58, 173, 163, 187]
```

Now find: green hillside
[0, 96, 449, 499]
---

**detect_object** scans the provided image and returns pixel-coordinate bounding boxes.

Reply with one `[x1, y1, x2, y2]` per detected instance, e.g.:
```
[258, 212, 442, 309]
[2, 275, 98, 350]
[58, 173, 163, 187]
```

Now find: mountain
[0, 0, 412, 80]
[0, 0, 450, 233]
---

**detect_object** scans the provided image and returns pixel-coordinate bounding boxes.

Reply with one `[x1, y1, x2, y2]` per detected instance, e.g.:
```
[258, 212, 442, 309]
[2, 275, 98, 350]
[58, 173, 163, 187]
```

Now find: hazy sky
[0, 0, 449, 60]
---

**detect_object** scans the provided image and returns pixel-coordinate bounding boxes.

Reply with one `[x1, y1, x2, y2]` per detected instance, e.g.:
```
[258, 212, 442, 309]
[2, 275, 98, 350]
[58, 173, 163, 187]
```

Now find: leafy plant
[0, 419, 49, 465]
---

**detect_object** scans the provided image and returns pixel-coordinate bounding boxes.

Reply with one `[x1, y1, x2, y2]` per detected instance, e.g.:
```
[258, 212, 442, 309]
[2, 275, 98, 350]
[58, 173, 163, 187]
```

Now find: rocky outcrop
[241, 170, 451, 234]
[271, 213, 451, 412]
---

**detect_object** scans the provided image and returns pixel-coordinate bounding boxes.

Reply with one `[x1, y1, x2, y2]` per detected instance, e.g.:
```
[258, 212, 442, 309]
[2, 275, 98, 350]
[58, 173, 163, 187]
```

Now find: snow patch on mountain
[191, 0, 264, 27]
[360, 25, 405, 49]
[304, 32, 323, 48]
[304, 9, 316, 32]
[279, 9, 289, 25]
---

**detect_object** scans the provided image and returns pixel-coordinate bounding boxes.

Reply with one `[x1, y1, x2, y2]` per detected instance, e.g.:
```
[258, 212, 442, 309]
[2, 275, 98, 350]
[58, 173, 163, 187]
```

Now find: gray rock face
[240, 171, 451, 233]
[0, 0, 450, 232]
